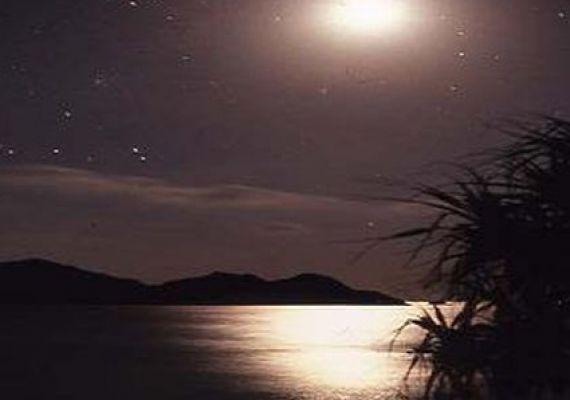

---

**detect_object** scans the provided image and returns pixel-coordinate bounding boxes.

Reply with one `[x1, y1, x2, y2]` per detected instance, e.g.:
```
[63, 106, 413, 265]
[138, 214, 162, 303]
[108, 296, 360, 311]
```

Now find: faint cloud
[0, 165, 353, 211]
[261, 221, 315, 235]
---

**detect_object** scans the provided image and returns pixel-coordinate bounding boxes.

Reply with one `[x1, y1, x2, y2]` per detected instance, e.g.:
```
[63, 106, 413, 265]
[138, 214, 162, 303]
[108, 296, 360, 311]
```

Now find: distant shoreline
[0, 258, 406, 306]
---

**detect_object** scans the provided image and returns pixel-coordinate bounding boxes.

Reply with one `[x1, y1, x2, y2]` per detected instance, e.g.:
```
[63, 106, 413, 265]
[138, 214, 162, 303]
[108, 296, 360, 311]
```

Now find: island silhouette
[0, 259, 405, 305]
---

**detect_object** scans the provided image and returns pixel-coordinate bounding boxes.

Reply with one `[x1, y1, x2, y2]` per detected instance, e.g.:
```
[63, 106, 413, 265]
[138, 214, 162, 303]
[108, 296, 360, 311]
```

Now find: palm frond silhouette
[384, 118, 570, 399]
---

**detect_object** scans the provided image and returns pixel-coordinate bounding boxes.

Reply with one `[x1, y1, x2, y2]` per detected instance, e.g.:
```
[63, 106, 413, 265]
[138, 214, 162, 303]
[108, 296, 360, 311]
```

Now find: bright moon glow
[330, 0, 409, 35]
[268, 306, 414, 388]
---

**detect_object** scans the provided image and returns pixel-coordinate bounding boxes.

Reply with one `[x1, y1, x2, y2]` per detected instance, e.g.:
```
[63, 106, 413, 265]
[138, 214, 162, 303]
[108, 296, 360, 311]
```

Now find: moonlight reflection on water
[1, 305, 439, 400]
[263, 306, 409, 389]
[193, 305, 431, 397]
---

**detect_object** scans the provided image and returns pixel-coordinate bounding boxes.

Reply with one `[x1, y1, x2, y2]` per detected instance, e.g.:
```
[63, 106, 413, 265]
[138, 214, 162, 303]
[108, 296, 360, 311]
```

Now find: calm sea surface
[0, 305, 433, 400]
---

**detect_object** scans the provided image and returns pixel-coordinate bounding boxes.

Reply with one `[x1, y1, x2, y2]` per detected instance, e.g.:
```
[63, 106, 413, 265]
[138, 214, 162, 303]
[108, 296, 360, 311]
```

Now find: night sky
[1, 0, 569, 297]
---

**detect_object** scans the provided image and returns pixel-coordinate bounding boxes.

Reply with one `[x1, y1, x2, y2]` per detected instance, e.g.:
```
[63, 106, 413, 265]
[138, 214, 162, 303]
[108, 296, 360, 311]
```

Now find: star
[93, 75, 107, 87]
[448, 84, 461, 94]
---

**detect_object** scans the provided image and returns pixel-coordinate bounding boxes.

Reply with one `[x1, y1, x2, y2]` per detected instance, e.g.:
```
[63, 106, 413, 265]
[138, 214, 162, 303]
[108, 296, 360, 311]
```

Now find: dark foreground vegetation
[382, 118, 570, 399]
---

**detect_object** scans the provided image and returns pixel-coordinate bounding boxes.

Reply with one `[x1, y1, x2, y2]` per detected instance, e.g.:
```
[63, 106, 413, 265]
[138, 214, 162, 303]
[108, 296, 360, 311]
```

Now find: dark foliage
[386, 118, 570, 399]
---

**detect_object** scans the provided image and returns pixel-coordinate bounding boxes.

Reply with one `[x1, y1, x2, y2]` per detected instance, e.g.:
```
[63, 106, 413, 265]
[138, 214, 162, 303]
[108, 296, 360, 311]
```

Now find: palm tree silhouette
[384, 118, 570, 399]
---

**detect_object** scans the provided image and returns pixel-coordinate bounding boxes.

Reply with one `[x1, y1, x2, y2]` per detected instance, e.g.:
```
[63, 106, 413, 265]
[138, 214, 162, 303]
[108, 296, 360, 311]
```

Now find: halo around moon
[329, 0, 409, 36]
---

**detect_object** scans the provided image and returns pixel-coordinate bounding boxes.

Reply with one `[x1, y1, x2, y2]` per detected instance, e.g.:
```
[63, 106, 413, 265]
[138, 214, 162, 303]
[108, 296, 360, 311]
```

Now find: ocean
[0, 305, 430, 400]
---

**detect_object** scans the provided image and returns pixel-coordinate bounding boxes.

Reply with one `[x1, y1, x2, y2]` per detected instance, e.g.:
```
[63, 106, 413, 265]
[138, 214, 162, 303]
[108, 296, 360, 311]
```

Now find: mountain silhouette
[0, 259, 147, 304]
[0, 259, 405, 305]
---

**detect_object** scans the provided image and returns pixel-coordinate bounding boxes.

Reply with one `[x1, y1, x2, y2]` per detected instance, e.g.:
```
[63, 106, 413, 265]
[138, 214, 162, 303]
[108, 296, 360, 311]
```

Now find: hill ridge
[0, 258, 406, 305]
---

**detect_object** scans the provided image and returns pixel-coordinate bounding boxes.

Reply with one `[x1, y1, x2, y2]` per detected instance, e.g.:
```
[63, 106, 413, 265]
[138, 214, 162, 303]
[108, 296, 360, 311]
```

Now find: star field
[0, 0, 569, 296]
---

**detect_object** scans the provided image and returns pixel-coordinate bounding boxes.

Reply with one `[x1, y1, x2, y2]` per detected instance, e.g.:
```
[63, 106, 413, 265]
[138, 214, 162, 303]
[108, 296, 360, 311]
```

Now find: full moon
[330, 0, 409, 35]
